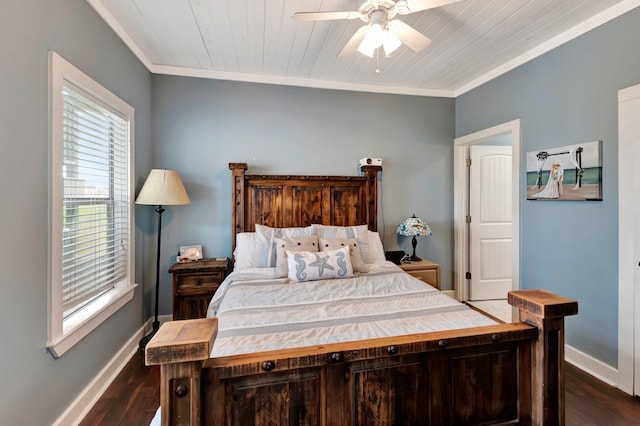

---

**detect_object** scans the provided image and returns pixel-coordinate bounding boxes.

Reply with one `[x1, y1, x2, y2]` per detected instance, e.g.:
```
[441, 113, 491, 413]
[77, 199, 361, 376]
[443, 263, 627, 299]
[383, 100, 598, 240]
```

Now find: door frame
[618, 84, 639, 395]
[453, 119, 521, 302]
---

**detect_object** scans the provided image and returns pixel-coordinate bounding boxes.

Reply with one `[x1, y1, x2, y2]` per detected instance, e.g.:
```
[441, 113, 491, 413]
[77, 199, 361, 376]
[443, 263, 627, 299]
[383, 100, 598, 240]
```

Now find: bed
[146, 163, 578, 425]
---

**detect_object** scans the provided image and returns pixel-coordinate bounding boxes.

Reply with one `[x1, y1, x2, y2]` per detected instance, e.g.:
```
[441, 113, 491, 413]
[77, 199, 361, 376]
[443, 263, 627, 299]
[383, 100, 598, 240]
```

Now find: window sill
[47, 283, 137, 358]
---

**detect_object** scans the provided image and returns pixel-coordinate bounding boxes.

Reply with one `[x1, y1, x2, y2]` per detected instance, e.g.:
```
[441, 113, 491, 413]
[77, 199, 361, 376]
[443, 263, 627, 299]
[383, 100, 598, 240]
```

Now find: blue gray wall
[150, 75, 455, 315]
[456, 7, 640, 367]
[0, 0, 151, 424]
[3, 1, 636, 422]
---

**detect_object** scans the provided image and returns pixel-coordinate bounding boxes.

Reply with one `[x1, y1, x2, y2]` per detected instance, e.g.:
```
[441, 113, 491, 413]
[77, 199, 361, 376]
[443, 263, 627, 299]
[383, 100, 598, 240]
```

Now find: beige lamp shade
[135, 169, 191, 206]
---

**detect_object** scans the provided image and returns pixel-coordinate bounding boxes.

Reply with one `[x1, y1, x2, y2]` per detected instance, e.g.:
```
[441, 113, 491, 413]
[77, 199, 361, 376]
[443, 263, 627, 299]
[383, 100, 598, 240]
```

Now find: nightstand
[399, 259, 441, 289]
[169, 258, 229, 320]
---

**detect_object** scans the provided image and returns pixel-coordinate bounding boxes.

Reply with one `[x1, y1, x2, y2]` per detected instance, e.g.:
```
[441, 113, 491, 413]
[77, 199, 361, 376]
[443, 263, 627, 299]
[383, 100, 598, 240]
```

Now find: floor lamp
[136, 169, 191, 350]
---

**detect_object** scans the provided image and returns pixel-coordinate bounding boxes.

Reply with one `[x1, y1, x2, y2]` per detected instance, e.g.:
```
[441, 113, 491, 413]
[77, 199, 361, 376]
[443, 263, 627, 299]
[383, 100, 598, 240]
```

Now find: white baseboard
[144, 314, 173, 333]
[441, 290, 455, 298]
[54, 315, 174, 426]
[53, 323, 146, 426]
[565, 344, 619, 388]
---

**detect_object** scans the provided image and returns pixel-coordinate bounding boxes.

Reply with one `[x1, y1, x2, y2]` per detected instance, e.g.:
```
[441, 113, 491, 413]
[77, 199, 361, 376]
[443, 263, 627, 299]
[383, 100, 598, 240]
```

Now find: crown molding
[150, 64, 455, 97]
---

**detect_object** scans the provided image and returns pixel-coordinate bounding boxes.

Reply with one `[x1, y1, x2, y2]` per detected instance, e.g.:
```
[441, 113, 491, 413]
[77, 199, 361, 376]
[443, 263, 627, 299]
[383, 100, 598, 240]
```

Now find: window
[47, 52, 136, 357]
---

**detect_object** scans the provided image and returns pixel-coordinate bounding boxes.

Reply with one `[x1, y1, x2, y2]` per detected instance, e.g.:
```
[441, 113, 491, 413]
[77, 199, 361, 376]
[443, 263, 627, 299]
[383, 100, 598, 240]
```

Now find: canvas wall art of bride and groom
[526, 140, 602, 201]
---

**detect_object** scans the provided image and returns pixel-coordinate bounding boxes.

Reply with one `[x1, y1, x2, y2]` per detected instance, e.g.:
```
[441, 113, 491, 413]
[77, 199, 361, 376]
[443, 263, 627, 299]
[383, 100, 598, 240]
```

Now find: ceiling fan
[293, 0, 465, 58]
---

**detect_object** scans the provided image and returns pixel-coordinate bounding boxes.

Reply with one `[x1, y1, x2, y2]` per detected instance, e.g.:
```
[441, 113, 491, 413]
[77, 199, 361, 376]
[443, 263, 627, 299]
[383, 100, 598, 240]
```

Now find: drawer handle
[196, 279, 202, 286]
[328, 352, 343, 363]
[262, 360, 275, 371]
[175, 384, 188, 398]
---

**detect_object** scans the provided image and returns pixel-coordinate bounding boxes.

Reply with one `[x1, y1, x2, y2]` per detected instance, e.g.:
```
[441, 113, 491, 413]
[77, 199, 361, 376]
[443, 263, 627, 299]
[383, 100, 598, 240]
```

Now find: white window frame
[47, 51, 136, 357]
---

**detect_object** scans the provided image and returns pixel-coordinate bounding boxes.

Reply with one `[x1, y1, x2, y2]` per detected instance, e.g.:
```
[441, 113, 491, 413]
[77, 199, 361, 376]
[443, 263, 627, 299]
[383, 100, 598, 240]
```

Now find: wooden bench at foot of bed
[146, 290, 577, 426]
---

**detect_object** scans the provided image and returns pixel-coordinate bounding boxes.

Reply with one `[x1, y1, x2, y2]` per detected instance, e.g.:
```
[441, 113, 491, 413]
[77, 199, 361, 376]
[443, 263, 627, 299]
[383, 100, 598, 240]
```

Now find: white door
[469, 145, 513, 300]
[618, 84, 640, 395]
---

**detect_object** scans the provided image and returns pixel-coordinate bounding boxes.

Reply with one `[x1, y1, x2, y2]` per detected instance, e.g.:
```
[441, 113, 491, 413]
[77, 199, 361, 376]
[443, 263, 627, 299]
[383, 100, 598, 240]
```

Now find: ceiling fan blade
[337, 26, 369, 57]
[389, 20, 432, 52]
[400, 0, 466, 14]
[292, 11, 361, 21]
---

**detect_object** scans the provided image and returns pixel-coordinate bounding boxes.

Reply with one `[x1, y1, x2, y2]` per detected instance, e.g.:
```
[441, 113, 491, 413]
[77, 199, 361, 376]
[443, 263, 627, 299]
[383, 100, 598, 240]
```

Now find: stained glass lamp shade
[396, 214, 432, 261]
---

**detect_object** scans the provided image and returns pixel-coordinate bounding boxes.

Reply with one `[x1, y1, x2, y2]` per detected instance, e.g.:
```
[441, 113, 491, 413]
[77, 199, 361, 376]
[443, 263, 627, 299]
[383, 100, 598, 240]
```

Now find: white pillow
[255, 224, 317, 267]
[274, 236, 319, 277]
[367, 231, 387, 264]
[319, 237, 369, 273]
[287, 246, 353, 282]
[312, 224, 372, 264]
[233, 232, 269, 270]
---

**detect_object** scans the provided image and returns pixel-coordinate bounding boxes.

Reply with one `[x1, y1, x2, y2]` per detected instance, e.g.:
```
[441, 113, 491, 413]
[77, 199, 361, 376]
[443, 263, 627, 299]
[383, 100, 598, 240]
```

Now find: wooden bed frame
[146, 163, 578, 425]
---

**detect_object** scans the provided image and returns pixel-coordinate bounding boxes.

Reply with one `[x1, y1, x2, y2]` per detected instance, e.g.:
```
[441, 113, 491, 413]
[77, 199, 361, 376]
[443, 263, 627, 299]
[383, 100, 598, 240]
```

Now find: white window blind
[48, 51, 135, 357]
[61, 84, 130, 318]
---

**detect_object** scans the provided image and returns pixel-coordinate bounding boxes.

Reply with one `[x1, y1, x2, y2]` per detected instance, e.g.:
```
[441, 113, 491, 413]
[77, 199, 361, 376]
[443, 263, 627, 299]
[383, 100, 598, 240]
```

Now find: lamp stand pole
[139, 205, 166, 350]
[409, 235, 422, 261]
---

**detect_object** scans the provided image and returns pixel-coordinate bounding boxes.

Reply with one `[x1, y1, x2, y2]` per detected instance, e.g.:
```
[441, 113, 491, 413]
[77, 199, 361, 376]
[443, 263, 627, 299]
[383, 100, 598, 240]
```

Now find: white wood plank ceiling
[89, 0, 639, 97]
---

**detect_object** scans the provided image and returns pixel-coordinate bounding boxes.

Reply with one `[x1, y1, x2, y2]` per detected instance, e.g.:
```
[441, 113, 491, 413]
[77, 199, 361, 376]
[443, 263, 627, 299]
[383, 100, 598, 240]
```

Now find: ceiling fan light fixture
[356, 40, 376, 57]
[293, 0, 452, 58]
[357, 22, 384, 57]
[382, 30, 402, 55]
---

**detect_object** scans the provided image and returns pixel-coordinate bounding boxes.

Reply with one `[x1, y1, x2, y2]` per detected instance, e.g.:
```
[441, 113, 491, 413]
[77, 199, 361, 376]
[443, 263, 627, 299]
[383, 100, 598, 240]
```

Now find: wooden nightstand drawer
[406, 269, 438, 286]
[170, 258, 229, 320]
[399, 259, 441, 290]
[175, 273, 224, 293]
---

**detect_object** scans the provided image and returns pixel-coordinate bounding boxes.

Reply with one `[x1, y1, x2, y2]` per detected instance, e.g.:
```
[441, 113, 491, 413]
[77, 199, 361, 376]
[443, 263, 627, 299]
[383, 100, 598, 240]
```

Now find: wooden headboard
[229, 163, 382, 251]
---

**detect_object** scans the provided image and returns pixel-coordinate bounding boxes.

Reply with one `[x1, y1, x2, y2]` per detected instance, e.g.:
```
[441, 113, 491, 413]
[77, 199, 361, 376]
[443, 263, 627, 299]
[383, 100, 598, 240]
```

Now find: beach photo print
[526, 140, 602, 201]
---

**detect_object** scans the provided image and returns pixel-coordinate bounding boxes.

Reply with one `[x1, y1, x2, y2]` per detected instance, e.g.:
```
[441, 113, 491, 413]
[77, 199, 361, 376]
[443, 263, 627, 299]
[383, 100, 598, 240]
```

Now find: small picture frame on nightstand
[179, 245, 203, 262]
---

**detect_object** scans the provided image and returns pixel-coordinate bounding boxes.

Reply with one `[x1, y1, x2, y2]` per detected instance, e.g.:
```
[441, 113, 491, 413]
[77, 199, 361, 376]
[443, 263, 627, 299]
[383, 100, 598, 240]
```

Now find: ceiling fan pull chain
[375, 48, 381, 73]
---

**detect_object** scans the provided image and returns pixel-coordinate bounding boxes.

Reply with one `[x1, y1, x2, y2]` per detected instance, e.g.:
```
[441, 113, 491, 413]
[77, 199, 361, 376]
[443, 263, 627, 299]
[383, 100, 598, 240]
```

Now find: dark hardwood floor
[79, 350, 159, 426]
[565, 362, 640, 425]
[80, 350, 640, 425]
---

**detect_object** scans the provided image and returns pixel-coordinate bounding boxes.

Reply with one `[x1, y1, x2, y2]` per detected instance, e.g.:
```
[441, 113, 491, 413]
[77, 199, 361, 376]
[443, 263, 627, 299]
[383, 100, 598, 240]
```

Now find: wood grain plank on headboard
[229, 163, 248, 251]
[228, 163, 382, 252]
[362, 165, 381, 231]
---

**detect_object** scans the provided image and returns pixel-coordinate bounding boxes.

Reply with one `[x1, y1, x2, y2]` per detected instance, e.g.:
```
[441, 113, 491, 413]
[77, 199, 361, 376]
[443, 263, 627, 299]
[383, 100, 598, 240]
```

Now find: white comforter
[207, 262, 496, 357]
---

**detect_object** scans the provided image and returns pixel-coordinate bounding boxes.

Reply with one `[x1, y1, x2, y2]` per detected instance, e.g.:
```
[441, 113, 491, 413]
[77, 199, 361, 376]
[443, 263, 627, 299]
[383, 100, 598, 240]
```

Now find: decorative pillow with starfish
[286, 246, 353, 282]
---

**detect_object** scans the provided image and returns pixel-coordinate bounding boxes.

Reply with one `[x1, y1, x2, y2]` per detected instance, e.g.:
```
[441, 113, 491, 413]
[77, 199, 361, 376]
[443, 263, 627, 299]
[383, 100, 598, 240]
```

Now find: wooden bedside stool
[170, 258, 229, 320]
[399, 259, 441, 289]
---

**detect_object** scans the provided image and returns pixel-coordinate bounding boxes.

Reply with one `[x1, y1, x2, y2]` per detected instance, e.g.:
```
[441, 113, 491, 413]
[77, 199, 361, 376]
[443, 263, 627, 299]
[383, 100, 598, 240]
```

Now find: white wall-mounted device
[359, 157, 382, 167]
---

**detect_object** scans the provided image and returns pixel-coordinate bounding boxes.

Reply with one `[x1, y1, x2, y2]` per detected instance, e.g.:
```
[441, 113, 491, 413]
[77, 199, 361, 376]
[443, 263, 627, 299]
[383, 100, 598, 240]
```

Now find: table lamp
[396, 214, 432, 261]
